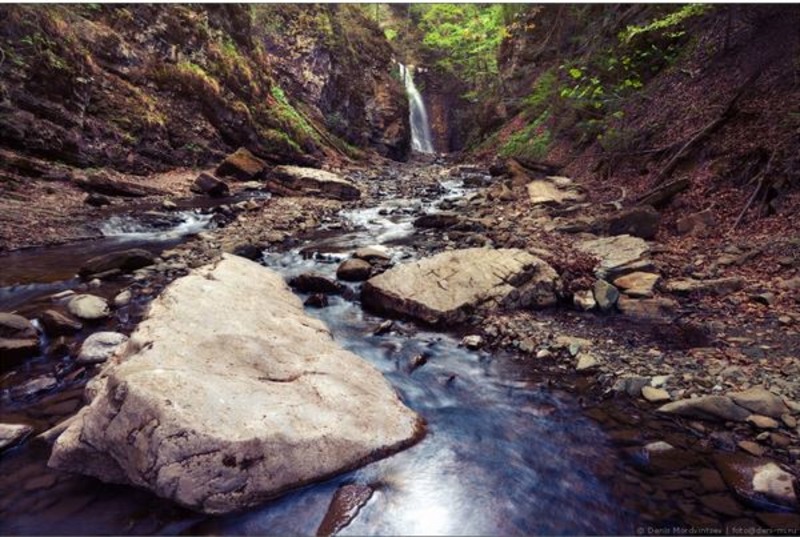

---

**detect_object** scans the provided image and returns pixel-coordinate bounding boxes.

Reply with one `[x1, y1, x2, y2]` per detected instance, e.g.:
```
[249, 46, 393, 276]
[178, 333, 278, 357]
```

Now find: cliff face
[0, 4, 410, 181]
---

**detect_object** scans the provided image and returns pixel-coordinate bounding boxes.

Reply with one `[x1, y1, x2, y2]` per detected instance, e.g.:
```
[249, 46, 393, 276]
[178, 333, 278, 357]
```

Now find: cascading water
[398, 63, 435, 154]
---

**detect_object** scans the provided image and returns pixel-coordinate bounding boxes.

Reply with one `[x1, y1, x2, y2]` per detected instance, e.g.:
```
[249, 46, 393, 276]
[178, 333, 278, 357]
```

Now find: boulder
[336, 259, 372, 282]
[215, 148, 268, 181]
[353, 246, 391, 263]
[39, 310, 82, 336]
[49, 255, 422, 514]
[266, 166, 360, 201]
[613, 272, 660, 298]
[593, 280, 619, 311]
[289, 272, 344, 294]
[714, 453, 798, 509]
[729, 387, 788, 418]
[362, 248, 559, 325]
[74, 173, 163, 198]
[0, 423, 33, 452]
[0, 313, 40, 365]
[617, 296, 678, 321]
[528, 180, 584, 206]
[664, 277, 745, 296]
[79, 249, 156, 279]
[67, 294, 110, 321]
[192, 173, 230, 198]
[657, 396, 751, 422]
[576, 235, 650, 279]
[606, 206, 660, 240]
[413, 212, 461, 229]
[77, 332, 129, 364]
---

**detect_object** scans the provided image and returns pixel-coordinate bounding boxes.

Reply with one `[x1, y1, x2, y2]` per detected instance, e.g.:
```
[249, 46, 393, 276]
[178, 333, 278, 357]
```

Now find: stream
[2, 174, 643, 534]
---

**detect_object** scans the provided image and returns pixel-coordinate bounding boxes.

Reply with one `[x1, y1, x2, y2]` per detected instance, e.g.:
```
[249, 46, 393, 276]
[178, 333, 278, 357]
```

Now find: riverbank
[2, 155, 800, 532]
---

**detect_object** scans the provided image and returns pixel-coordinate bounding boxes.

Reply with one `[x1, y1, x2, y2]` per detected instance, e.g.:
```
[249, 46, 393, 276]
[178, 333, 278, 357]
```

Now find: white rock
[0, 423, 33, 451]
[67, 294, 110, 320]
[576, 353, 599, 372]
[77, 332, 129, 364]
[113, 290, 132, 308]
[49, 255, 422, 515]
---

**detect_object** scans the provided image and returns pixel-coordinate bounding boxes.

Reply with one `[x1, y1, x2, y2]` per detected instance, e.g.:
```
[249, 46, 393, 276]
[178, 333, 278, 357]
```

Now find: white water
[99, 212, 212, 241]
[399, 63, 435, 154]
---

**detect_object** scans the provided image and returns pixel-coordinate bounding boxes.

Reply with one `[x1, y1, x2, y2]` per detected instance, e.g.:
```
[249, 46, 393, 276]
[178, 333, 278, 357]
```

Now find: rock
[676, 210, 715, 235]
[77, 332, 129, 364]
[0, 338, 40, 366]
[316, 483, 374, 537]
[593, 280, 619, 311]
[642, 386, 671, 403]
[39, 310, 82, 336]
[750, 292, 776, 306]
[664, 277, 746, 296]
[575, 353, 599, 372]
[699, 494, 744, 518]
[67, 294, 110, 320]
[781, 414, 797, 428]
[85, 193, 111, 207]
[11, 375, 57, 398]
[113, 290, 132, 308]
[304, 294, 329, 308]
[353, 246, 391, 263]
[644, 441, 675, 455]
[461, 335, 484, 350]
[714, 453, 798, 509]
[527, 180, 584, 206]
[0, 423, 34, 452]
[612, 272, 660, 298]
[698, 468, 728, 493]
[0, 312, 37, 339]
[730, 387, 788, 418]
[554, 335, 593, 356]
[738, 441, 766, 457]
[336, 259, 372, 282]
[606, 205, 660, 240]
[617, 296, 678, 321]
[75, 173, 163, 198]
[413, 212, 461, 229]
[362, 248, 560, 325]
[573, 290, 596, 311]
[267, 166, 360, 201]
[192, 173, 230, 198]
[747, 415, 779, 429]
[657, 396, 751, 422]
[289, 272, 344, 294]
[162, 199, 178, 210]
[79, 249, 156, 278]
[49, 255, 422, 514]
[576, 235, 650, 279]
[614, 376, 651, 397]
[215, 148, 267, 181]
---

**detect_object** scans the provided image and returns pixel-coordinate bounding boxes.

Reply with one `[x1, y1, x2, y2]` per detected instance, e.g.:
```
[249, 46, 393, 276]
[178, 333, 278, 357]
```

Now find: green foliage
[383, 28, 397, 41]
[500, 112, 551, 160]
[621, 4, 712, 43]
[410, 4, 505, 94]
[268, 85, 321, 149]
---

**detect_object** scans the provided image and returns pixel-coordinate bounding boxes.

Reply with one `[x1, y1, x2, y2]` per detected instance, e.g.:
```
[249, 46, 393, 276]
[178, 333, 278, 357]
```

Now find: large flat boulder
[528, 180, 584, 206]
[576, 235, 650, 279]
[362, 248, 560, 325]
[266, 166, 360, 201]
[49, 255, 423, 515]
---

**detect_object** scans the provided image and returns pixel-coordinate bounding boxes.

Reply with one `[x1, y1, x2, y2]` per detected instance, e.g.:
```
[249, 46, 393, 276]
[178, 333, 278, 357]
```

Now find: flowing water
[399, 63, 435, 154]
[0, 179, 642, 535]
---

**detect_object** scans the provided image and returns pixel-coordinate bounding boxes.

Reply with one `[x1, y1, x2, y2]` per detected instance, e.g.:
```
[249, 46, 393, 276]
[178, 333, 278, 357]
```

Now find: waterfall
[398, 63, 435, 154]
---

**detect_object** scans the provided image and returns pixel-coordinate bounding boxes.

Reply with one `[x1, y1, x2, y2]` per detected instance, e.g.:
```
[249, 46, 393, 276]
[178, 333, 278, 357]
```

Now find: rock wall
[0, 5, 410, 180]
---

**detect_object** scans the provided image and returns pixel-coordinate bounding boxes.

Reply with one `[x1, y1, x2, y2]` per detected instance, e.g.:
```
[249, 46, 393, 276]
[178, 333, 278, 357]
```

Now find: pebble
[113, 290, 132, 307]
[746, 415, 779, 429]
[461, 335, 483, 350]
[641, 386, 671, 403]
[781, 414, 797, 428]
[738, 441, 766, 456]
[575, 353, 599, 372]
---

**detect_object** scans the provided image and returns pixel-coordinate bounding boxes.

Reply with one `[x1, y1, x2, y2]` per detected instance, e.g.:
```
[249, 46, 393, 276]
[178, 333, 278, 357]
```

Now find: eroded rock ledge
[48, 255, 423, 514]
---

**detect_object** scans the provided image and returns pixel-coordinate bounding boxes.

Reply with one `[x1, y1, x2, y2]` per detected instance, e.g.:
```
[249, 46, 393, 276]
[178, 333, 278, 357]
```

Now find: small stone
[573, 290, 596, 311]
[77, 332, 129, 364]
[747, 415, 780, 429]
[642, 386, 671, 403]
[612, 272, 660, 298]
[354, 246, 391, 263]
[0, 423, 34, 451]
[39, 310, 82, 336]
[162, 199, 178, 210]
[644, 441, 674, 454]
[67, 294, 110, 321]
[729, 387, 788, 418]
[750, 292, 776, 306]
[373, 320, 393, 336]
[738, 440, 765, 457]
[336, 259, 372, 282]
[592, 279, 619, 311]
[536, 349, 551, 359]
[575, 353, 599, 372]
[113, 290, 132, 307]
[650, 375, 671, 388]
[461, 335, 484, 350]
[781, 414, 797, 428]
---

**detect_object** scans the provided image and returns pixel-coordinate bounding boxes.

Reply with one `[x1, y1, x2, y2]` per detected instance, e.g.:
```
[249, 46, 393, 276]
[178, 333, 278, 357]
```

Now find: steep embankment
[0, 4, 409, 181]
[472, 5, 800, 239]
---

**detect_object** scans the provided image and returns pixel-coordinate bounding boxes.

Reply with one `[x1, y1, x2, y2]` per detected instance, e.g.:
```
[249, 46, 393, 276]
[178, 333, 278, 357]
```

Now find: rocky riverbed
[2, 153, 800, 533]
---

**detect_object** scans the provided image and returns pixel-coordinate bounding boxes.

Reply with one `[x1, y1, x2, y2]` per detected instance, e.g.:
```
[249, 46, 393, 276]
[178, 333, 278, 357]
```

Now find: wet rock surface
[267, 166, 361, 201]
